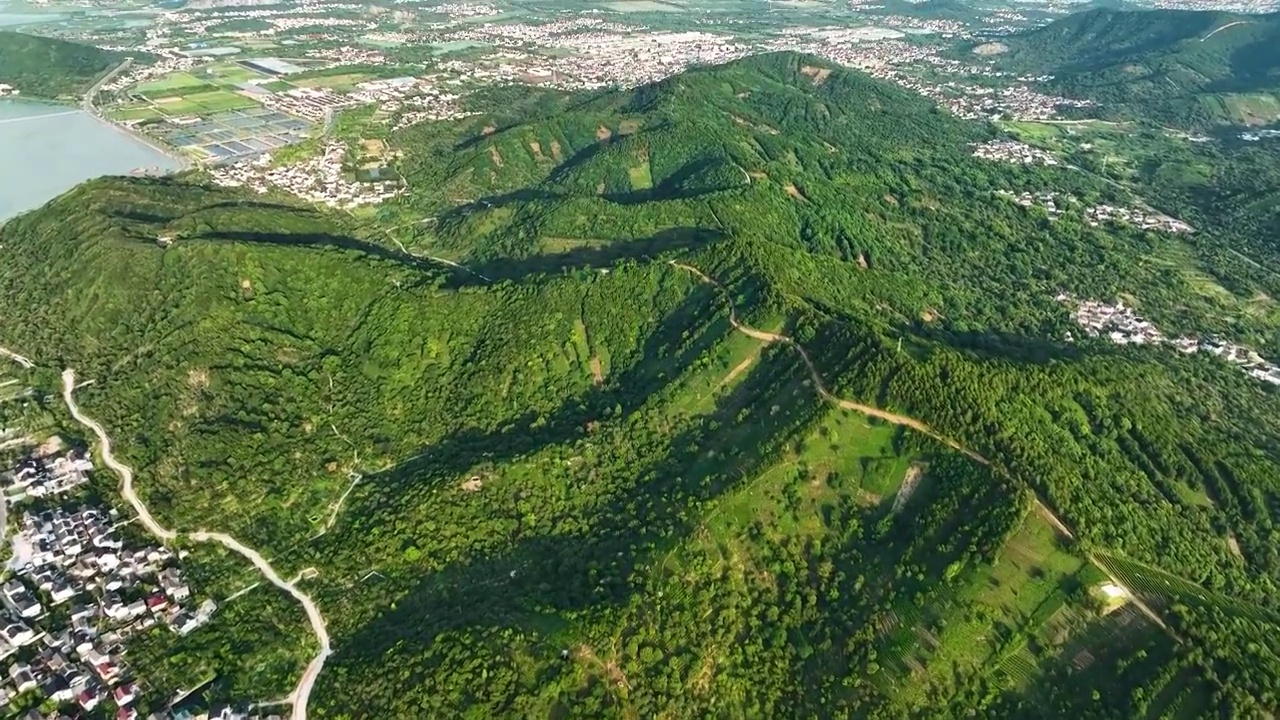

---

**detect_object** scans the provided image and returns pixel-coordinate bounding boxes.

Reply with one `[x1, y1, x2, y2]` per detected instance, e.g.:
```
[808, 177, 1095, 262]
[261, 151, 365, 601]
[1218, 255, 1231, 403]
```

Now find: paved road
[61, 369, 331, 720]
[82, 59, 132, 114]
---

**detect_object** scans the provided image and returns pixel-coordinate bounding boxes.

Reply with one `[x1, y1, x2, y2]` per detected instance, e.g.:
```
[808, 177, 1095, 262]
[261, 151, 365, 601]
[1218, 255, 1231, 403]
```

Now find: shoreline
[0, 97, 188, 170]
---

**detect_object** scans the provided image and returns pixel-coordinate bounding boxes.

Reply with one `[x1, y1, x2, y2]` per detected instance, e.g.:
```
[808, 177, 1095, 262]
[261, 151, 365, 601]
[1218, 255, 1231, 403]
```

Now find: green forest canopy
[991, 8, 1280, 129]
[0, 30, 125, 99]
[2, 52, 1280, 717]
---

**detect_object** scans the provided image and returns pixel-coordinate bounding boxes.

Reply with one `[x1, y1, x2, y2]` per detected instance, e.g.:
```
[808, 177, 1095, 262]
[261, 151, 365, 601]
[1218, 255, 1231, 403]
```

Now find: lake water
[0, 100, 182, 222]
[0, 0, 65, 26]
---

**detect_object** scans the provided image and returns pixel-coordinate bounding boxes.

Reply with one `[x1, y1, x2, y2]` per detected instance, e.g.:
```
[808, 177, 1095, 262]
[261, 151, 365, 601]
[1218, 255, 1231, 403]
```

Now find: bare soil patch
[529, 140, 545, 161]
[187, 368, 210, 390]
[891, 461, 926, 513]
[618, 119, 640, 135]
[972, 42, 1008, 56]
[589, 356, 605, 386]
[1227, 534, 1243, 558]
[747, 170, 767, 180]
[784, 184, 809, 203]
[856, 252, 869, 269]
[240, 278, 255, 300]
[481, 124, 496, 136]
[596, 125, 613, 141]
[921, 308, 941, 323]
[36, 436, 64, 458]
[800, 65, 832, 84]
[488, 145, 504, 168]
[549, 139, 563, 161]
[461, 476, 484, 492]
[691, 652, 717, 695]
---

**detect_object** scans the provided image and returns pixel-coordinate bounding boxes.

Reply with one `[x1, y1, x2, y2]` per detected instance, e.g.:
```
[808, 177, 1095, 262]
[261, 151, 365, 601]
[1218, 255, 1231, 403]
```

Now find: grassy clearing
[628, 160, 653, 191]
[293, 73, 372, 91]
[185, 90, 258, 112]
[136, 72, 207, 93]
[666, 330, 768, 417]
[110, 105, 166, 121]
[204, 64, 264, 83]
[1218, 93, 1280, 126]
[538, 236, 609, 254]
[1003, 120, 1065, 143]
[1170, 480, 1214, 508]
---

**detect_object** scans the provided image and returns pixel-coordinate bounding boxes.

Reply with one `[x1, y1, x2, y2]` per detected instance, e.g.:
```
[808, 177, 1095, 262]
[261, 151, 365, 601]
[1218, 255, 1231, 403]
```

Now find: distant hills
[991, 8, 1280, 128]
[0, 31, 125, 100]
[4, 52, 1280, 717]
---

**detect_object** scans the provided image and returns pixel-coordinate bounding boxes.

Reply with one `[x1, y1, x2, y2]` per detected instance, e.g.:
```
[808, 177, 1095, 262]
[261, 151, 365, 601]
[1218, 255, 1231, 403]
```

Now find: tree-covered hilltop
[3, 52, 1280, 717]
[991, 8, 1280, 129]
[0, 31, 127, 99]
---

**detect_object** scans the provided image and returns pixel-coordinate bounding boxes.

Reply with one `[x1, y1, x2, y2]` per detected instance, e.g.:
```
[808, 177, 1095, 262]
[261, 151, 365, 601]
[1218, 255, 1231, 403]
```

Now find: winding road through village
[59, 369, 331, 720]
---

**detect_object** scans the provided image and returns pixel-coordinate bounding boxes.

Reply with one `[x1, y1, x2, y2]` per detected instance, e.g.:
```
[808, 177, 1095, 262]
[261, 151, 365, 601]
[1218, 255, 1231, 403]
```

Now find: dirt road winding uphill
[670, 260, 1196, 635]
[61, 369, 331, 720]
[669, 261, 988, 464]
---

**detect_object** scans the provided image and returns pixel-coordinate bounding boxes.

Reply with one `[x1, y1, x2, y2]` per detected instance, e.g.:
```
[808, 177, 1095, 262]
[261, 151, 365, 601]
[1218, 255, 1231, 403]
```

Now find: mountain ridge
[0, 30, 126, 99]
[991, 8, 1280, 128]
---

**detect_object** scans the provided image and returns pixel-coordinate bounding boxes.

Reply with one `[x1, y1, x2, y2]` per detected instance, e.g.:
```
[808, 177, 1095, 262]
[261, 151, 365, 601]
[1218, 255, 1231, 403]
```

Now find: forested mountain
[3, 53, 1280, 717]
[994, 8, 1280, 128]
[0, 31, 125, 99]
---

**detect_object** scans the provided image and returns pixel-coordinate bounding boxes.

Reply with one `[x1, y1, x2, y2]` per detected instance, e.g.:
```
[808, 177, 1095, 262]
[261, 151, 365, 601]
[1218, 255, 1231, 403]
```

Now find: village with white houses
[210, 140, 403, 209]
[971, 139, 1060, 165]
[996, 190, 1196, 234]
[1060, 296, 1280, 386]
[0, 446, 272, 720]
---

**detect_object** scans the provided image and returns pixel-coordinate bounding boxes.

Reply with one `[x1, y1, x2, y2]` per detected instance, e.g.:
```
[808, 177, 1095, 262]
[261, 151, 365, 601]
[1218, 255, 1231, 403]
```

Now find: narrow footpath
[60, 370, 330, 720]
[0, 347, 33, 369]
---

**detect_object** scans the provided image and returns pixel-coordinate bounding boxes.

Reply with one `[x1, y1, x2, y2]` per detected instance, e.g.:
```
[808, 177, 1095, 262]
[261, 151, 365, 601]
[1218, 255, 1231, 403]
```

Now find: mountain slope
[994, 9, 1280, 128]
[0, 31, 125, 99]
[3, 53, 1280, 716]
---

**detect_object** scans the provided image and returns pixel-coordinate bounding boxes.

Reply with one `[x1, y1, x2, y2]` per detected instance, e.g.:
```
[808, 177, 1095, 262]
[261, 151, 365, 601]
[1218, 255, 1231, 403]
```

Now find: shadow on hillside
[915, 326, 1088, 365]
[196, 230, 434, 271]
[310, 343, 825, 713]
[347, 281, 733, 506]
[449, 226, 724, 287]
[109, 199, 323, 227]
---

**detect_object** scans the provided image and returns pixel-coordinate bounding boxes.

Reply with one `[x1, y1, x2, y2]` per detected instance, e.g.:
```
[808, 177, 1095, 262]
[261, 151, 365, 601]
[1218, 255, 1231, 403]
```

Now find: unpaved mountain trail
[0, 346, 34, 369]
[669, 261, 988, 464]
[669, 260, 1195, 637]
[61, 369, 330, 720]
